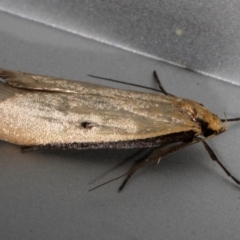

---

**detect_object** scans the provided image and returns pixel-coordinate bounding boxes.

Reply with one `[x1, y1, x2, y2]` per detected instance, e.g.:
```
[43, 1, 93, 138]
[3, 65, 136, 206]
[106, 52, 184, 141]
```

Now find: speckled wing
[0, 68, 201, 146]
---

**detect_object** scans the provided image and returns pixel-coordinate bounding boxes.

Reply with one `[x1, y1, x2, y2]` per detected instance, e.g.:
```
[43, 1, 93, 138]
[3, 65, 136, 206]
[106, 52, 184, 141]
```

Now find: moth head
[202, 113, 226, 137]
[191, 103, 226, 137]
[182, 99, 226, 137]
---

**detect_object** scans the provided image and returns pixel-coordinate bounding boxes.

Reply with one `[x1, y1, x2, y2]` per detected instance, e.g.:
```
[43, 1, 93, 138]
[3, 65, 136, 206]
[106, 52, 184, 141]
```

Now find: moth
[0, 68, 239, 191]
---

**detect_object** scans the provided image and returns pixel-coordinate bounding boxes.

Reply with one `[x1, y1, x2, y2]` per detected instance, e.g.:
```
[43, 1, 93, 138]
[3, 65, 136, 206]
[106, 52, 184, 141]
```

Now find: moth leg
[118, 151, 154, 191]
[21, 146, 40, 152]
[202, 140, 240, 185]
[119, 138, 211, 191]
[89, 139, 202, 191]
[90, 149, 150, 184]
[152, 71, 168, 95]
[153, 71, 176, 97]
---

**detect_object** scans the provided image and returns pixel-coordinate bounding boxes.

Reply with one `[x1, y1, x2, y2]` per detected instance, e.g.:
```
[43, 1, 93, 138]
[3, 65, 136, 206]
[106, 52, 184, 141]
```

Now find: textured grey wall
[1, 0, 240, 84]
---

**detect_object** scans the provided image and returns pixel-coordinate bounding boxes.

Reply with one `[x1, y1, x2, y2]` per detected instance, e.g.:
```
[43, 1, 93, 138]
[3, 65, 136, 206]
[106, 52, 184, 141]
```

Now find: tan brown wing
[0, 68, 202, 146]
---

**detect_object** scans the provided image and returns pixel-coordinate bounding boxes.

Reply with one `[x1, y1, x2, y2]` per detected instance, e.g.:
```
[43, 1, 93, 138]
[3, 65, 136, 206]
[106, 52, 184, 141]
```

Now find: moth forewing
[0, 68, 239, 191]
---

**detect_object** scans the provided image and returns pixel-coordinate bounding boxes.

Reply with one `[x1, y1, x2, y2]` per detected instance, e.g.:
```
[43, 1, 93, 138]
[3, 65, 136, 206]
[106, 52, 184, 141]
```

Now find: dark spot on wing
[81, 121, 94, 129]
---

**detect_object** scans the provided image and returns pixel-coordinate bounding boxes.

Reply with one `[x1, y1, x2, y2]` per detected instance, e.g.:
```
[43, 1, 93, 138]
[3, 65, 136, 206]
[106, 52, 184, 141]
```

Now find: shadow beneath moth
[0, 68, 239, 191]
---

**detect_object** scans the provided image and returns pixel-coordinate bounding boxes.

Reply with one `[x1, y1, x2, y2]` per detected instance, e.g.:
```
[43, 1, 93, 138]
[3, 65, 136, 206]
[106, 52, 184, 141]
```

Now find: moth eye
[81, 121, 94, 129]
[203, 128, 215, 137]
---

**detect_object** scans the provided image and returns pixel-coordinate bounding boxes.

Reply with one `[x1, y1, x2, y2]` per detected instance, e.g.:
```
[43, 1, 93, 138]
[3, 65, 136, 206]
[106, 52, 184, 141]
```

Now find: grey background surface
[1, 0, 240, 84]
[0, 10, 240, 240]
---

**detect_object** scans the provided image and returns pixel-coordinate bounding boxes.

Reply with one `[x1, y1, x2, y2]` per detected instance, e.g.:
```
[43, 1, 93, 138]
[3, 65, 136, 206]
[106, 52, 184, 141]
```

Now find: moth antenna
[221, 117, 240, 122]
[88, 74, 161, 93]
[202, 140, 240, 185]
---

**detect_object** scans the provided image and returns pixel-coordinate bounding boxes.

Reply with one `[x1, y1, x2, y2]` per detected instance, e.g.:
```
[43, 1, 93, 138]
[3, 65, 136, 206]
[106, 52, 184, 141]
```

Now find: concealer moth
[0, 68, 239, 191]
